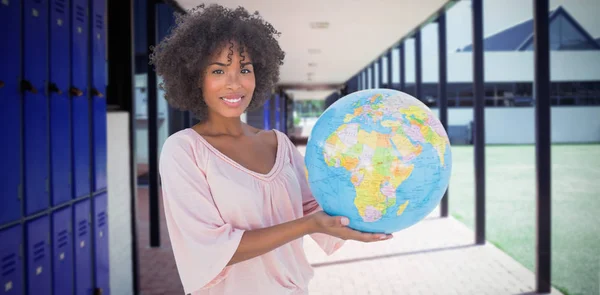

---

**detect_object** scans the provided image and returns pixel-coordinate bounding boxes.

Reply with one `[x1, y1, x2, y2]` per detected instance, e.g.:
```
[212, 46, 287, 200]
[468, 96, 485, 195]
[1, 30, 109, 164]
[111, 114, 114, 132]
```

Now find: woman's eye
[241, 69, 252, 74]
[212, 69, 224, 74]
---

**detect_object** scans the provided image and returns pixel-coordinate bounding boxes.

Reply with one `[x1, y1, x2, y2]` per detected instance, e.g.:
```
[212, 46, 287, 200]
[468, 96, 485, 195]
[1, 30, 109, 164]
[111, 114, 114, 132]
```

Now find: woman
[150, 4, 392, 295]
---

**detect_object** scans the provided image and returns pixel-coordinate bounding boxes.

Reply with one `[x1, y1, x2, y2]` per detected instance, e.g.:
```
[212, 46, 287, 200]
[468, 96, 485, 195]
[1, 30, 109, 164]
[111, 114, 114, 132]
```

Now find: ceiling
[173, 0, 453, 100]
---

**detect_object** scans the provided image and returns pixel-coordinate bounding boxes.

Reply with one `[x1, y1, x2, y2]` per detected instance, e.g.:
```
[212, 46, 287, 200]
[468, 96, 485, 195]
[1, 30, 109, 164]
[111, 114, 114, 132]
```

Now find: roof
[459, 6, 600, 52]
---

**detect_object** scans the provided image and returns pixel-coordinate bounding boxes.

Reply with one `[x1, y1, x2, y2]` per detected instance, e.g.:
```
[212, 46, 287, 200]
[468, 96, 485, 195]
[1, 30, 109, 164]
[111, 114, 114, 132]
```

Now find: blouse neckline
[186, 128, 285, 181]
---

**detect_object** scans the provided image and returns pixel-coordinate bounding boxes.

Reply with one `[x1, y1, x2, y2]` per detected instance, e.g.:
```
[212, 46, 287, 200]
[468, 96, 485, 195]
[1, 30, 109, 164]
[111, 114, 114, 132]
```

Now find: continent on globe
[324, 121, 419, 222]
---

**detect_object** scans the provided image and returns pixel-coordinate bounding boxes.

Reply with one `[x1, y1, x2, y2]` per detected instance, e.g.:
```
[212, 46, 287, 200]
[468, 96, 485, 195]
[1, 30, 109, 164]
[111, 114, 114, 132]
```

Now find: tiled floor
[304, 208, 563, 295]
[136, 187, 185, 295]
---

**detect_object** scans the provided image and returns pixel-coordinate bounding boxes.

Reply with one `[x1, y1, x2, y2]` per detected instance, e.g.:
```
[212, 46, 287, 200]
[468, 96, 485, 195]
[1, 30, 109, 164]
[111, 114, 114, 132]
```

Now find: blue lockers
[1, 0, 110, 294]
[24, 0, 50, 216]
[52, 207, 73, 295]
[92, 0, 107, 191]
[26, 216, 51, 295]
[74, 199, 92, 295]
[0, 225, 23, 295]
[94, 193, 109, 294]
[0, 0, 22, 225]
[72, 0, 91, 198]
[50, 0, 73, 206]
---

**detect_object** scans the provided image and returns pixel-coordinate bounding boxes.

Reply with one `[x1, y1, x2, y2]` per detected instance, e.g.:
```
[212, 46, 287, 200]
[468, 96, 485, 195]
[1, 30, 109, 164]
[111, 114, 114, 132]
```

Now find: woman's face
[200, 41, 256, 120]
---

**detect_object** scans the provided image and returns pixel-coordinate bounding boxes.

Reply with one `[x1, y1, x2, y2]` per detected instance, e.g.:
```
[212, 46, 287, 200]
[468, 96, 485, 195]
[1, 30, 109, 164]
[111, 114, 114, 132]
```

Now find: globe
[304, 89, 452, 234]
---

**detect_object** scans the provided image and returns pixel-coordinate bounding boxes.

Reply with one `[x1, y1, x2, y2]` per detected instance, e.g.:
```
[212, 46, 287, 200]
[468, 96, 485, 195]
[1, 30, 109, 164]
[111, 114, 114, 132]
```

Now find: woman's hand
[307, 211, 393, 242]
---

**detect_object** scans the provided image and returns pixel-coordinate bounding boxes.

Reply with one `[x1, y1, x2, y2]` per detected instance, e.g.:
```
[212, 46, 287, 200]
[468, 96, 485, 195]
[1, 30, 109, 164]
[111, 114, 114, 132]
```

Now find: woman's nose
[226, 71, 241, 88]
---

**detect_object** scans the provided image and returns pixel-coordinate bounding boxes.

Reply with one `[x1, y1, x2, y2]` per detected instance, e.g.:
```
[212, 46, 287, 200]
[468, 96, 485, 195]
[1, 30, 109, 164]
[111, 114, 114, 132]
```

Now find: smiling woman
[149, 4, 392, 295]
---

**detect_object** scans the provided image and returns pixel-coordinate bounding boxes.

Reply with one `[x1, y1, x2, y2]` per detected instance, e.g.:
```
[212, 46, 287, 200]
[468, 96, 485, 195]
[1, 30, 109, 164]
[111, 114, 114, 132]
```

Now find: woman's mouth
[220, 95, 244, 107]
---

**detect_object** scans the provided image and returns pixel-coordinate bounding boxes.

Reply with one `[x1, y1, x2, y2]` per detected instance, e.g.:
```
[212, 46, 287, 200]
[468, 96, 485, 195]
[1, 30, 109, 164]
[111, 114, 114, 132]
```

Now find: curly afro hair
[149, 4, 285, 121]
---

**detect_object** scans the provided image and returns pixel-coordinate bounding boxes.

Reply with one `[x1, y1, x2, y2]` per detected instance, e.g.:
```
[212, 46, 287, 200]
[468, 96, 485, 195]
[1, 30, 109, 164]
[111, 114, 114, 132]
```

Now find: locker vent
[95, 13, 103, 30]
[97, 212, 106, 227]
[57, 229, 69, 249]
[75, 5, 85, 23]
[78, 220, 87, 237]
[1, 254, 16, 277]
[33, 241, 45, 262]
[54, 0, 65, 14]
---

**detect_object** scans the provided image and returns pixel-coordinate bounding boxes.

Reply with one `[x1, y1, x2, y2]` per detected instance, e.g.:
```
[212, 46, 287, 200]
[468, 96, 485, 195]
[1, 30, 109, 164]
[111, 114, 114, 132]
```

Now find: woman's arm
[227, 211, 392, 266]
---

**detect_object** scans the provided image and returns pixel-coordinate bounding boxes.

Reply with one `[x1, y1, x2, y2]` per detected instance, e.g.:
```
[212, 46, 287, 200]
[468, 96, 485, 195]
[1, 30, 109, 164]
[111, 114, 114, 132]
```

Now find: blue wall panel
[72, 0, 90, 198]
[53, 207, 73, 295]
[50, 0, 72, 206]
[0, 225, 23, 295]
[74, 199, 92, 295]
[0, 0, 23, 225]
[26, 216, 51, 295]
[24, 0, 50, 216]
[274, 94, 281, 131]
[92, 0, 107, 191]
[263, 98, 271, 130]
[94, 193, 109, 294]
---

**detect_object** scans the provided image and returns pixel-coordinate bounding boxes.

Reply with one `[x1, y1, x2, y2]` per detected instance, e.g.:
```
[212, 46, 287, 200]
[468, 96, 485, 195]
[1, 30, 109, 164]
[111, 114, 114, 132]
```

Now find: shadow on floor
[311, 244, 479, 268]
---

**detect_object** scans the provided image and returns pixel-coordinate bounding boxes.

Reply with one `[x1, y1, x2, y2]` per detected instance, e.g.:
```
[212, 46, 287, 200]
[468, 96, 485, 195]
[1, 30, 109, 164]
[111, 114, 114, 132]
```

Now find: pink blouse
[159, 128, 345, 295]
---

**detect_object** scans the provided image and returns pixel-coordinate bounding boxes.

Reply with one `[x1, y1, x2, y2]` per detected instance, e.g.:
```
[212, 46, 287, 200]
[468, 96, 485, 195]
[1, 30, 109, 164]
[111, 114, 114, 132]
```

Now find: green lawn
[448, 144, 600, 295]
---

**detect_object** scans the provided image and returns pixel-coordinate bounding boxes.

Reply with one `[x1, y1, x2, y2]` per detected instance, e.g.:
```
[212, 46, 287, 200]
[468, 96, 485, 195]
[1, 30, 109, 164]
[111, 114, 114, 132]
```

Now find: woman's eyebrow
[208, 62, 253, 67]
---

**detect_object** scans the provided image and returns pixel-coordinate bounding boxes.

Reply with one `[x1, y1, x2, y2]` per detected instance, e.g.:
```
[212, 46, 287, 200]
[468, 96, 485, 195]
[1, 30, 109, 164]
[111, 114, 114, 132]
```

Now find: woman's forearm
[226, 215, 316, 266]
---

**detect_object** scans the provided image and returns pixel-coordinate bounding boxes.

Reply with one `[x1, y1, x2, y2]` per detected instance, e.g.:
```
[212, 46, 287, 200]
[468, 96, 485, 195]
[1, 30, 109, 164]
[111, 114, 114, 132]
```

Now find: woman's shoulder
[162, 128, 197, 151]
[160, 128, 210, 167]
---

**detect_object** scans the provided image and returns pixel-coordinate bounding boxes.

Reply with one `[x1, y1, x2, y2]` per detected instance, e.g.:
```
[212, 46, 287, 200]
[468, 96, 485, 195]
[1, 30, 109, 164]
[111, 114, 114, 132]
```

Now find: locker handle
[92, 88, 104, 97]
[49, 83, 63, 95]
[70, 87, 84, 97]
[0, 80, 4, 88]
[21, 80, 38, 94]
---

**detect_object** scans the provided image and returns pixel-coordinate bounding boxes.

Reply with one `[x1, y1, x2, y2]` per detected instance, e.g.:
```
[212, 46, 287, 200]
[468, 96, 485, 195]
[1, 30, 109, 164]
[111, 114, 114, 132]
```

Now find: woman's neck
[200, 113, 248, 137]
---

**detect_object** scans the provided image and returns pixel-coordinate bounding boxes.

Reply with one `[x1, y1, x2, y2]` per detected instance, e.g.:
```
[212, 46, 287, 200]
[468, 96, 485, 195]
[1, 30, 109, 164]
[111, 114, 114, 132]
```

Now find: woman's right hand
[307, 211, 393, 242]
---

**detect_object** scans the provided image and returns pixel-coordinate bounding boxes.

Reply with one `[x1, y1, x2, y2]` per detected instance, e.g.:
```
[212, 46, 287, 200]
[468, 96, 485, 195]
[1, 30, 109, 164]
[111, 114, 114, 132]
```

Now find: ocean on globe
[304, 89, 452, 234]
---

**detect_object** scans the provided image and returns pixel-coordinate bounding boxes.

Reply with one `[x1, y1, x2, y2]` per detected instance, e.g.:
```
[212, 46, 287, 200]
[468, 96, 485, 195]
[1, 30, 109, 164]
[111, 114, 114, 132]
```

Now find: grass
[448, 144, 600, 295]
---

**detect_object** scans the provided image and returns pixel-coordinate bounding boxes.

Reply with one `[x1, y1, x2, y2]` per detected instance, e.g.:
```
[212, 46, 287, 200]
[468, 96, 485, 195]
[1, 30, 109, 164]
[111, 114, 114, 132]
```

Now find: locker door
[71, 0, 90, 198]
[74, 199, 92, 295]
[24, 0, 50, 215]
[50, 0, 72, 206]
[91, 0, 107, 191]
[52, 207, 73, 295]
[94, 193, 109, 294]
[26, 216, 51, 295]
[0, 225, 23, 295]
[0, 0, 22, 225]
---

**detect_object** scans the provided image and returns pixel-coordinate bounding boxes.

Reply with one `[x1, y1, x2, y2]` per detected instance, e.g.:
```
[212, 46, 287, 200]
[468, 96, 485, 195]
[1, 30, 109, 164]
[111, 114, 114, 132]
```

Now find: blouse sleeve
[159, 135, 245, 293]
[286, 136, 345, 256]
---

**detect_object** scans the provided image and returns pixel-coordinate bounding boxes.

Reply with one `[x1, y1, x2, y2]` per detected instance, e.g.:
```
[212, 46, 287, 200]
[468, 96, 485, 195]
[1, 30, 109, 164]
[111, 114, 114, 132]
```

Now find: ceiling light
[308, 63, 317, 67]
[310, 22, 329, 29]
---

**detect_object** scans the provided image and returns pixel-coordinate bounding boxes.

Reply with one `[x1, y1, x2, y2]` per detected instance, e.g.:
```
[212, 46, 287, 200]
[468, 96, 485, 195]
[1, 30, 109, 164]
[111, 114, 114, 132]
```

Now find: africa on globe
[304, 89, 452, 234]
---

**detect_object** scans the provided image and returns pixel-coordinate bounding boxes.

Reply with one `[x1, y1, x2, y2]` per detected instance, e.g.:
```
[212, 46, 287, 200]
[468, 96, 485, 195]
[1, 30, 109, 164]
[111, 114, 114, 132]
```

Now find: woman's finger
[345, 228, 392, 242]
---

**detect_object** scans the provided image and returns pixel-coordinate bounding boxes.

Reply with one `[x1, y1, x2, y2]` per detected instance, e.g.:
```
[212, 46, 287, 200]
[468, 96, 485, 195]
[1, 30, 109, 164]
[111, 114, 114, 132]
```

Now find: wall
[107, 111, 134, 295]
[384, 50, 600, 84]
[429, 106, 600, 144]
